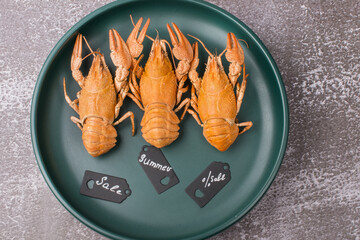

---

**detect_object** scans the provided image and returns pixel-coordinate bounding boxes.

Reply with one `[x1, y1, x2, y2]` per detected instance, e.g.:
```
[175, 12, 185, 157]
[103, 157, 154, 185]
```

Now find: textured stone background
[1, 0, 359, 239]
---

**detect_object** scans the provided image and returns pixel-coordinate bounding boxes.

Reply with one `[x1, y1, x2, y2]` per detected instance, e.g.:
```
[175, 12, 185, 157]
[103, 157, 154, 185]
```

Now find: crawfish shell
[82, 118, 117, 157]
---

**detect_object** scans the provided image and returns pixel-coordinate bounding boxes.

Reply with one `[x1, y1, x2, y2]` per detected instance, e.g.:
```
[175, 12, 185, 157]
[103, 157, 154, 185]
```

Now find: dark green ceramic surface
[31, 0, 288, 239]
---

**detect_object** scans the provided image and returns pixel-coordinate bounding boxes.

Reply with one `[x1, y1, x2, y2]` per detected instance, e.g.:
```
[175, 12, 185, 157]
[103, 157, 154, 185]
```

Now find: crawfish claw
[167, 23, 193, 62]
[109, 28, 132, 70]
[71, 34, 83, 72]
[190, 42, 199, 71]
[70, 34, 86, 87]
[126, 17, 150, 58]
[225, 32, 244, 65]
[225, 33, 245, 86]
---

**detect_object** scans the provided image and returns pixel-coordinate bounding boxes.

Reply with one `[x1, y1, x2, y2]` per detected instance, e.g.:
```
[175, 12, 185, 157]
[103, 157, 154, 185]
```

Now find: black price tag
[138, 145, 179, 194]
[80, 170, 131, 203]
[186, 162, 231, 208]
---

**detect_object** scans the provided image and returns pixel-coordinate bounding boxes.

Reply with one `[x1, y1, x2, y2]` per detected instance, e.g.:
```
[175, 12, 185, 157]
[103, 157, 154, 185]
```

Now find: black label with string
[186, 162, 231, 208]
[80, 171, 131, 203]
[138, 145, 179, 194]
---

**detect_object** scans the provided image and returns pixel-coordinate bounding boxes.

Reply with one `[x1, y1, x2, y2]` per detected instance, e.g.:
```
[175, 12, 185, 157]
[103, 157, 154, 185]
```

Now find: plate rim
[30, 0, 289, 239]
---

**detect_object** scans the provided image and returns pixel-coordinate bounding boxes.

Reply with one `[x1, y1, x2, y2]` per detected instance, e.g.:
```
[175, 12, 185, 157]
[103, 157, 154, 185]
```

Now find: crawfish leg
[235, 65, 249, 114]
[229, 62, 242, 87]
[187, 109, 203, 127]
[176, 78, 189, 104]
[70, 116, 82, 130]
[63, 78, 79, 114]
[129, 71, 141, 100]
[237, 121, 253, 135]
[174, 98, 190, 121]
[127, 93, 144, 111]
[134, 63, 144, 79]
[190, 86, 199, 113]
[115, 69, 130, 99]
[187, 85, 203, 127]
[113, 111, 135, 136]
[188, 42, 201, 95]
[129, 55, 143, 102]
[114, 85, 128, 119]
[127, 56, 144, 111]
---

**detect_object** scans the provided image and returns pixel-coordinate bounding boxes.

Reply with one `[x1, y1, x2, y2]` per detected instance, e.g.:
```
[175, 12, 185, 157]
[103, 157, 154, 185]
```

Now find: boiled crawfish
[188, 33, 253, 151]
[127, 23, 193, 148]
[63, 18, 149, 157]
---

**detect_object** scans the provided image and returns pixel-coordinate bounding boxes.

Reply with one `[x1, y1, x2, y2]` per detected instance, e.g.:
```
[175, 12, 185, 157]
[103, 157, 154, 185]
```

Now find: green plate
[31, 0, 288, 239]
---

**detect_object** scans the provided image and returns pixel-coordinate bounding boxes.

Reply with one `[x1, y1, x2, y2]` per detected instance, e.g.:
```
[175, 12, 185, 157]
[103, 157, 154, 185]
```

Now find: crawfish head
[143, 37, 173, 77]
[201, 56, 229, 93]
[84, 53, 113, 91]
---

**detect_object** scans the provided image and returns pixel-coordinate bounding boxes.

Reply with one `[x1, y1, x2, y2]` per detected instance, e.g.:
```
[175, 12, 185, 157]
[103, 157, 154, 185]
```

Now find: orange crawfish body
[63, 18, 149, 157]
[128, 23, 194, 148]
[188, 33, 253, 151]
[75, 52, 119, 156]
[140, 49, 179, 146]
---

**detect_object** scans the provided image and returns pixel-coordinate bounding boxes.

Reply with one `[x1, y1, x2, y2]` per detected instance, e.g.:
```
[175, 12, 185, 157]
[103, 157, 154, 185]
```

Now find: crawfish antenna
[81, 36, 103, 60]
[82, 51, 103, 61]
[130, 14, 135, 27]
[147, 35, 155, 42]
[238, 39, 249, 48]
[161, 39, 176, 69]
[133, 54, 144, 74]
[188, 34, 213, 58]
[82, 36, 95, 55]
[155, 29, 159, 40]
[218, 48, 227, 58]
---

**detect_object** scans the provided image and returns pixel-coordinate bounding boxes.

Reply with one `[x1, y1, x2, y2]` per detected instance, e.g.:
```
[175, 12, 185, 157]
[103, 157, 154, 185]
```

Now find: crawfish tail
[82, 117, 117, 157]
[203, 118, 239, 152]
[141, 103, 180, 148]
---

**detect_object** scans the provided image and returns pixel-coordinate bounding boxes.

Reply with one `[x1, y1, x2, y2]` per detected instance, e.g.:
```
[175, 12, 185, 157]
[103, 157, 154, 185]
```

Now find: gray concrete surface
[1, 0, 359, 239]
